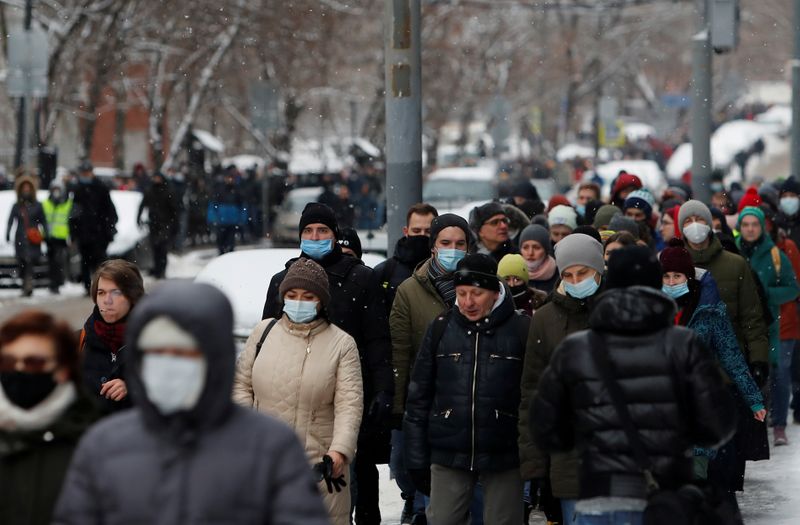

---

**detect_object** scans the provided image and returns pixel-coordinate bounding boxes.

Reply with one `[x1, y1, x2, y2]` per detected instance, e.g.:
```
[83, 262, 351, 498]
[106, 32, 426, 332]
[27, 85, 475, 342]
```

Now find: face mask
[780, 197, 800, 216]
[21, 191, 33, 201]
[436, 248, 466, 272]
[710, 182, 724, 193]
[683, 222, 711, 244]
[141, 354, 206, 415]
[575, 204, 586, 217]
[563, 273, 599, 299]
[662, 282, 690, 299]
[510, 284, 528, 297]
[300, 239, 334, 260]
[51, 190, 62, 201]
[526, 258, 545, 272]
[0, 371, 57, 409]
[78, 176, 92, 184]
[283, 299, 319, 324]
[405, 235, 432, 265]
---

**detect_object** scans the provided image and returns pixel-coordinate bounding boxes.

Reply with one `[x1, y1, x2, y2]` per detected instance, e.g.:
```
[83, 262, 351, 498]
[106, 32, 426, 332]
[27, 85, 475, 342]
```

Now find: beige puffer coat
[233, 315, 363, 525]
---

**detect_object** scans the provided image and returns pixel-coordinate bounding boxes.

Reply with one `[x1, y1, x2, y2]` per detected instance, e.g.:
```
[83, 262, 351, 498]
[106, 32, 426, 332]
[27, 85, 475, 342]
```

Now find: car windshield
[285, 191, 321, 212]
[423, 179, 494, 206]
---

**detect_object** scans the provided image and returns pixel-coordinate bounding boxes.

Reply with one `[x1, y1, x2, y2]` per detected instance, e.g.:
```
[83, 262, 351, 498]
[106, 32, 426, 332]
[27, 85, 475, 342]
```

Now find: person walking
[470, 202, 517, 262]
[234, 258, 363, 524]
[404, 254, 529, 525]
[68, 161, 118, 294]
[518, 224, 558, 293]
[53, 281, 330, 524]
[42, 180, 72, 294]
[0, 311, 97, 525]
[207, 172, 245, 255]
[498, 253, 547, 317]
[532, 246, 736, 525]
[6, 175, 46, 297]
[137, 172, 179, 279]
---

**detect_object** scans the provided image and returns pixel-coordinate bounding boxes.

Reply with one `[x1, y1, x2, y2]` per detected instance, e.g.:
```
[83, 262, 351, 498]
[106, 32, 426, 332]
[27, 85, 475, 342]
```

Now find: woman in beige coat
[233, 258, 363, 525]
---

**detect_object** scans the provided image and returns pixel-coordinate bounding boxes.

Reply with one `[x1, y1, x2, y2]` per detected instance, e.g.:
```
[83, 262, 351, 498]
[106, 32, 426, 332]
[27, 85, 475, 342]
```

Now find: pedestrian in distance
[517, 224, 558, 293]
[137, 171, 179, 279]
[207, 172, 246, 255]
[234, 258, 363, 524]
[547, 205, 578, 245]
[79, 259, 144, 415]
[470, 201, 517, 262]
[53, 281, 330, 525]
[43, 180, 72, 294]
[6, 174, 47, 297]
[498, 253, 547, 317]
[0, 311, 97, 525]
[404, 254, 529, 525]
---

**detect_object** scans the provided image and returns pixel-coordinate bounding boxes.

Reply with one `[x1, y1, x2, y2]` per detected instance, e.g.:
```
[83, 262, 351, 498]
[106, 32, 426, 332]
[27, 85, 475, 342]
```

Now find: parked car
[423, 164, 498, 210]
[272, 186, 324, 244]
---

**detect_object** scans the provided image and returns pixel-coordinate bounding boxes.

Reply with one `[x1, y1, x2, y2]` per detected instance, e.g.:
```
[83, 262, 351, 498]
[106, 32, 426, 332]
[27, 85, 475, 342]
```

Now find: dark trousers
[791, 345, 800, 421]
[352, 455, 381, 525]
[79, 242, 108, 292]
[216, 225, 237, 255]
[151, 238, 170, 278]
[18, 258, 34, 296]
[47, 239, 68, 291]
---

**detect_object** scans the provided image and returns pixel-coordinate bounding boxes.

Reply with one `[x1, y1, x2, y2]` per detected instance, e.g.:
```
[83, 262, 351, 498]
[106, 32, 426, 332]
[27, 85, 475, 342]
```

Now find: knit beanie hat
[299, 202, 339, 239]
[623, 189, 655, 218]
[511, 180, 540, 202]
[737, 206, 766, 230]
[611, 173, 643, 196]
[337, 227, 362, 259]
[593, 204, 622, 229]
[279, 258, 331, 308]
[138, 316, 199, 351]
[519, 224, 552, 255]
[554, 233, 605, 275]
[608, 215, 639, 238]
[606, 245, 662, 290]
[737, 187, 762, 212]
[546, 195, 572, 213]
[678, 200, 713, 232]
[548, 205, 578, 230]
[430, 213, 472, 249]
[454, 253, 501, 292]
[497, 254, 529, 283]
[663, 206, 682, 239]
[469, 201, 507, 232]
[780, 175, 800, 196]
[659, 238, 695, 278]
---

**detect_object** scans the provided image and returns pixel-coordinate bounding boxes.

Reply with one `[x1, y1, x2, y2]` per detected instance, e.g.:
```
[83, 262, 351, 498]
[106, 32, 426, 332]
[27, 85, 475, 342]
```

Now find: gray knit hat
[519, 224, 553, 255]
[554, 233, 605, 275]
[279, 258, 331, 308]
[608, 215, 640, 239]
[593, 204, 622, 229]
[678, 200, 713, 232]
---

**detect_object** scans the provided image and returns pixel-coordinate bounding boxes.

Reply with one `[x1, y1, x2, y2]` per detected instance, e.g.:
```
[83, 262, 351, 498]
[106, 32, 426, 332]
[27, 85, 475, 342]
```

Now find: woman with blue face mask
[659, 238, 766, 479]
[234, 258, 363, 525]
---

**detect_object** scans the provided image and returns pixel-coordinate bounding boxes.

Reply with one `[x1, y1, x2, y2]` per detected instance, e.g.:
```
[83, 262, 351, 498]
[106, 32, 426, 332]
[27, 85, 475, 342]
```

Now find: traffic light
[710, 0, 740, 54]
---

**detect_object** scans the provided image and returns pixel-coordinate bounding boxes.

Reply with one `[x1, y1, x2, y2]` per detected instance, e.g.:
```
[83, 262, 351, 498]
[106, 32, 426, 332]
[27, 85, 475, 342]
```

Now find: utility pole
[13, 0, 33, 171]
[384, 0, 422, 256]
[691, 0, 713, 204]
[792, 0, 800, 177]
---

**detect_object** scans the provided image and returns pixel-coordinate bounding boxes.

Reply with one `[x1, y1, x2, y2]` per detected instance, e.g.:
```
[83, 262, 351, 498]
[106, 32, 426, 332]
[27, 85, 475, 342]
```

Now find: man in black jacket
[532, 246, 736, 524]
[262, 202, 393, 525]
[69, 161, 118, 293]
[137, 172, 179, 279]
[404, 254, 528, 525]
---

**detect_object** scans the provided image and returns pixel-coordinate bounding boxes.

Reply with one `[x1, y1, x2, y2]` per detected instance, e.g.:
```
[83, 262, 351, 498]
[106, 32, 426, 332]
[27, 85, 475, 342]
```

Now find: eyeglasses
[0, 354, 56, 373]
[485, 217, 510, 227]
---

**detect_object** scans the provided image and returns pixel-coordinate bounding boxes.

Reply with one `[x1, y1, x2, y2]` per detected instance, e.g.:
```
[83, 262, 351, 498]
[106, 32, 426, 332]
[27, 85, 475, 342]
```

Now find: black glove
[750, 361, 769, 389]
[367, 390, 393, 423]
[408, 468, 431, 497]
[312, 455, 347, 494]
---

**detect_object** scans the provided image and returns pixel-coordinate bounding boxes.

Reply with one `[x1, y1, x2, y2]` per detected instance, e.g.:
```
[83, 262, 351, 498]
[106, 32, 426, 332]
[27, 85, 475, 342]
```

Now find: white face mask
[683, 222, 711, 244]
[141, 354, 207, 415]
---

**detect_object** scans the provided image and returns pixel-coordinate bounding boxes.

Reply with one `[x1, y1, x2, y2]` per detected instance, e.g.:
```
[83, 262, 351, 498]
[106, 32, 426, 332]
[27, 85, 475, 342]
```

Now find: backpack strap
[771, 246, 782, 277]
[429, 313, 450, 353]
[254, 319, 279, 359]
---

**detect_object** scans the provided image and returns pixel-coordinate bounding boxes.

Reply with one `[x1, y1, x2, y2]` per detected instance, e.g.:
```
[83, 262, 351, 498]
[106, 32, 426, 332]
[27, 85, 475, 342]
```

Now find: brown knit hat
[278, 258, 331, 307]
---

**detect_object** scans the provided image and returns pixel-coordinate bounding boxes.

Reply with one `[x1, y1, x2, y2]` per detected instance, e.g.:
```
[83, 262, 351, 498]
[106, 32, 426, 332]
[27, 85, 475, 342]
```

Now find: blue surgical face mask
[575, 204, 586, 217]
[563, 273, 599, 299]
[300, 239, 334, 260]
[662, 282, 690, 299]
[436, 248, 466, 272]
[780, 196, 800, 217]
[283, 299, 319, 324]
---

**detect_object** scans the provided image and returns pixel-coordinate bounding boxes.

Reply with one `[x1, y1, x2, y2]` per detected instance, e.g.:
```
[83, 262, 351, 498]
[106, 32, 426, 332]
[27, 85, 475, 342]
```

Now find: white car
[423, 164, 498, 210]
[272, 186, 324, 244]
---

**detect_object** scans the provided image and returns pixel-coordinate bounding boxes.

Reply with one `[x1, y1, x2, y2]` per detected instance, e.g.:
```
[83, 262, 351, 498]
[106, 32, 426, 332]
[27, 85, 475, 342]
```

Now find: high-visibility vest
[42, 198, 73, 240]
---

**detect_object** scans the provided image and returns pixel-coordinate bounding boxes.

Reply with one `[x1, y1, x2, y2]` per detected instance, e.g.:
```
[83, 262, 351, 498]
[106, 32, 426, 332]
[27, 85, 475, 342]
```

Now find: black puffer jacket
[404, 289, 528, 472]
[69, 179, 117, 245]
[532, 287, 736, 500]
[373, 235, 431, 312]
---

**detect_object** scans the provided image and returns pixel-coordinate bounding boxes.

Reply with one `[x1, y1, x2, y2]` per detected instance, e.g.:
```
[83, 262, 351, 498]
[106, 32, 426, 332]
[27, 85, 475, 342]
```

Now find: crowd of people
[1, 168, 799, 525]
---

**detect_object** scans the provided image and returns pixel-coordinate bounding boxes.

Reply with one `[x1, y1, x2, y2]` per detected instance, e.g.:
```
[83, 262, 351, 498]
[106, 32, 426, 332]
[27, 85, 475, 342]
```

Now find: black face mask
[0, 371, 58, 409]
[406, 235, 432, 265]
[510, 284, 528, 297]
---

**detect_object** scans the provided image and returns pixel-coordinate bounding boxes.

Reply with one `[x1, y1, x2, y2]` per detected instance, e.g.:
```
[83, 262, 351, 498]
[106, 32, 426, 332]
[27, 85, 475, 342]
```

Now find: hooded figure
[6, 175, 47, 296]
[53, 282, 329, 525]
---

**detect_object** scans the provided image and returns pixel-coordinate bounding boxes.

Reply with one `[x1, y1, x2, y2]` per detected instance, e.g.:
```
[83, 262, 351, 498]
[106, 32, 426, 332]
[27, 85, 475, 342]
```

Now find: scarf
[528, 255, 557, 282]
[427, 256, 456, 306]
[0, 382, 76, 432]
[84, 306, 127, 357]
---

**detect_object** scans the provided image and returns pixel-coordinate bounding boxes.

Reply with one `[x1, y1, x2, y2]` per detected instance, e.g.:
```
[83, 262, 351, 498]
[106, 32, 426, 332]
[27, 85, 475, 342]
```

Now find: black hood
[124, 281, 236, 441]
[394, 235, 432, 267]
[589, 286, 676, 334]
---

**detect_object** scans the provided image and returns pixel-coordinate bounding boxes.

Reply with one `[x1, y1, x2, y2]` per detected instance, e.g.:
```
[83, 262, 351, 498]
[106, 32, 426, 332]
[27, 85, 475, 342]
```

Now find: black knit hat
[781, 175, 800, 196]
[606, 245, 662, 290]
[453, 253, 500, 292]
[469, 201, 507, 232]
[337, 227, 362, 259]
[299, 202, 339, 239]
[430, 213, 471, 249]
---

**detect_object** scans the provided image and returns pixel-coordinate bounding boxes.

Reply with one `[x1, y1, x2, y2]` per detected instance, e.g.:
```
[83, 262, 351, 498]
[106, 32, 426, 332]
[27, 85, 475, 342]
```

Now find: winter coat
[79, 306, 133, 414]
[518, 283, 596, 498]
[207, 182, 246, 226]
[53, 282, 329, 525]
[776, 210, 800, 252]
[69, 178, 117, 245]
[373, 236, 431, 313]
[0, 386, 96, 525]
[233, 316, 363, 525]
[403, 288, 528, 473]
[737, 233, 800, 364]
[532, 287, 737, 500]
[511, 286, 548, 317]
[686, 235, 770, 365]
[473, 239, 518, 263]
[390, 258, 448, 416]
[6, 199, 46, 262]
[777, 237, 800, 340]
[138, 181, 179, 244]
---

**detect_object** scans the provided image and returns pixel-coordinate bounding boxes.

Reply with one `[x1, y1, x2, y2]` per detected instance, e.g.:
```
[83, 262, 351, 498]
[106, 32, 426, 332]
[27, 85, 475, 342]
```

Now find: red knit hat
[659, 238, 695, 278]
[737, 186, 762, 212]
[612, 173, 643, 197]
[546, 194, 572, 213]
[663, 205, 682, 239]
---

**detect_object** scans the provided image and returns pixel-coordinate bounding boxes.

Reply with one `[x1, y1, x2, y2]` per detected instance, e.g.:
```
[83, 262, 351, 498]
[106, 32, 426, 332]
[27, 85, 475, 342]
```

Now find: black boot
[410, 513, 427, 525]
[400, 494, 415, 524]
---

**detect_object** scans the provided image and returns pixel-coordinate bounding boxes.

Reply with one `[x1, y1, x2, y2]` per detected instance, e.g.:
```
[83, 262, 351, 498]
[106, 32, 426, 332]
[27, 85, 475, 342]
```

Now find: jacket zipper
[435, 352, 462, 361]
[488, 354, 521, 362]
[470, 332, 479, 471]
